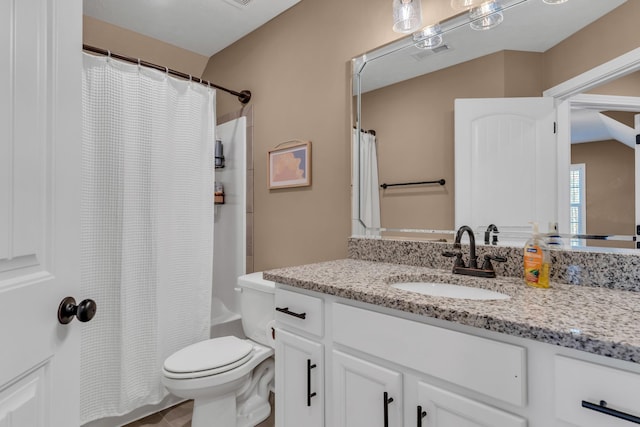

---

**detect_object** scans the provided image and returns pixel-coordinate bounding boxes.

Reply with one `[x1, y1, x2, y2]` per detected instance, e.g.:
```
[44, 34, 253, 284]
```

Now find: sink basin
[391, 282, 510, 300]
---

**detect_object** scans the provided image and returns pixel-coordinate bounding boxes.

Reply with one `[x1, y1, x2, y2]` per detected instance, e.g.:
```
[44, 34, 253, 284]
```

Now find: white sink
[391, 282, 510, 300]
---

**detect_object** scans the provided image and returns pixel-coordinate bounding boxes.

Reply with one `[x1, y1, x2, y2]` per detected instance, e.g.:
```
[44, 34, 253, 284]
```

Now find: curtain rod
[82, 44, 252, 105]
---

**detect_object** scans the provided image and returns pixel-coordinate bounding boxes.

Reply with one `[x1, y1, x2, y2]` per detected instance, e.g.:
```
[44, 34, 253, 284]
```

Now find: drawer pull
[276, 306, 306, 319]
[582, 400, 640, 424]
[417, 405, 427, 427]
[307, 359, 317, 407]
[384, 392, 394, 427]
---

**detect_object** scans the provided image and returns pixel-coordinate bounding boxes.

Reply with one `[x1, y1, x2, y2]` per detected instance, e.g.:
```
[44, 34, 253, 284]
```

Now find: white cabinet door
[0, 0, 82, 426]
[417, 382, 526, 427]
[332, 350, 403, 427]
[555, 355, 640, 427]
[275, 329, 323, 427]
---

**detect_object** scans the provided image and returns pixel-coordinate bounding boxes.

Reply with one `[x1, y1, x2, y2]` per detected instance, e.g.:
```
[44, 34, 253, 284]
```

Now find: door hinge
[636, 134, 640, 144]
[553, 122, 557, 134]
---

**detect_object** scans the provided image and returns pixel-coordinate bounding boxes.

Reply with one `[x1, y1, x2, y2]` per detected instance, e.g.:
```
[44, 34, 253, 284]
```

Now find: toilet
[162, 272, 276, 427]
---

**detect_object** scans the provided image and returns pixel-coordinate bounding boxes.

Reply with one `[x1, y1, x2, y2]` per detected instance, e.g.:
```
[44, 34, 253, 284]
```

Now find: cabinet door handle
[384, 392, 394, 427]
[307, 359, 317, 407]
[276, 306, 306, 319]
[582, 400, 640, 424]
[417, 405, 427, 427]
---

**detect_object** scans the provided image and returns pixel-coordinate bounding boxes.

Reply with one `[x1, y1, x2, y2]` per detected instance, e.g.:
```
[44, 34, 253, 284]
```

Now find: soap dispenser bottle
[523, 222, 550, 288]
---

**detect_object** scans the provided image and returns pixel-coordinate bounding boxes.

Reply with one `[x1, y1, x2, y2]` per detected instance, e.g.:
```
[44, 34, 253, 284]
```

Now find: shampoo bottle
[523, 222, 550, 288]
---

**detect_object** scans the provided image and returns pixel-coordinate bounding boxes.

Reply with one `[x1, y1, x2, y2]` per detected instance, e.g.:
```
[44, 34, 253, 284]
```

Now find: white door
[275, 329, 323, 427]
[417, 382, 526, 427]
[332, 350, 403, 427]
[0, 0, 83, 426]
[455, 97, 556, 237]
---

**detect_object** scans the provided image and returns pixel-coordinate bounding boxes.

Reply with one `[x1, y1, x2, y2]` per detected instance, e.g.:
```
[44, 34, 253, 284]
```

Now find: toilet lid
[164, 336, 253, 375]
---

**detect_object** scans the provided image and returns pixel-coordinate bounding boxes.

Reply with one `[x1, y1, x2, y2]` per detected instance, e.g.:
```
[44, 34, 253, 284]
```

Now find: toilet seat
[163, 336, 254, 379]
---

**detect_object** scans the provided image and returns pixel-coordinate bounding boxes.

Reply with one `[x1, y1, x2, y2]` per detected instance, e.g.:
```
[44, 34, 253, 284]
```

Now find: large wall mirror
[352, 0, 640, 250]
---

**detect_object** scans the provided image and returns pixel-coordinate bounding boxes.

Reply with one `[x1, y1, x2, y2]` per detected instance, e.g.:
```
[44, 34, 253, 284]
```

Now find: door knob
[57, 296, 97, 324]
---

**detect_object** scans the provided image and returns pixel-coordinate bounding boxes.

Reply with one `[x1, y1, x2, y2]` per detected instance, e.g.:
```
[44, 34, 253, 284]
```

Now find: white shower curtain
[352, 130, 381, 236]
[80, 53, 215, 424]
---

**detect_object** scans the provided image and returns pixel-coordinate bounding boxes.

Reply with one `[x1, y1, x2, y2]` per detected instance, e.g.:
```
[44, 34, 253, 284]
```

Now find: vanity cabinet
[332, 350, 403, 427]
[274, 284, 640, 427]
[274, 289, 324, 427]
[417, 382, 526, 427]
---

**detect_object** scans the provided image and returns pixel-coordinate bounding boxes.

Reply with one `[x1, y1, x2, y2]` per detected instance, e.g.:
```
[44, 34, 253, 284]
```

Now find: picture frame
[268, 141, 312, 189]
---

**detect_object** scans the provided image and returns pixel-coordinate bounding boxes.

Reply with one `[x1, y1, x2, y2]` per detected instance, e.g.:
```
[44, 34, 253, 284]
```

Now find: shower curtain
[352, 130, 381, 236]
[80, 53, 215, 424]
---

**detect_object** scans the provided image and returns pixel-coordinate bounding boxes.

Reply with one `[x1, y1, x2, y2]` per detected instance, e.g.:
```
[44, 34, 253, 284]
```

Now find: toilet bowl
[162, 272, 276, 427]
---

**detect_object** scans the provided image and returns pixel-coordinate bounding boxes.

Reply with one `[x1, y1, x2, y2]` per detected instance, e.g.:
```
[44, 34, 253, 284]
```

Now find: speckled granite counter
[264, 259, 640, 363]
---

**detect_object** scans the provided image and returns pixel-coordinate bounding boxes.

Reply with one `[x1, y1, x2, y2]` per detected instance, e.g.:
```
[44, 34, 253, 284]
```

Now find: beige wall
[574, 111, 636, 250]
[571, 140, 635, 248]
[83, 16, 209, 78]
[543, 2, 640, 88]
[590, 71, 640, 97]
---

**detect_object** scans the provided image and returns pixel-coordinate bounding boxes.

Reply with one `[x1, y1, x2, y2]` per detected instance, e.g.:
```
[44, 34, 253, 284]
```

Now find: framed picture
[268, 141, 311, 189]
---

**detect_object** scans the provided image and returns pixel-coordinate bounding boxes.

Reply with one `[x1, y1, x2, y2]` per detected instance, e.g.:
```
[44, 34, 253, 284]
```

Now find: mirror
[352, 0, 640, 248]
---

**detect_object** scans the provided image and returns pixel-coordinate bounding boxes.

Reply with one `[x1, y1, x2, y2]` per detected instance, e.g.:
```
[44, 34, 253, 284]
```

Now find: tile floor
[124, 394, 275, 427]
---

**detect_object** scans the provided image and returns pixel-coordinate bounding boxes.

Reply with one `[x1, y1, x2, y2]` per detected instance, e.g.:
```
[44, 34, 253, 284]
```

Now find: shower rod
[82, 44, 252, 104]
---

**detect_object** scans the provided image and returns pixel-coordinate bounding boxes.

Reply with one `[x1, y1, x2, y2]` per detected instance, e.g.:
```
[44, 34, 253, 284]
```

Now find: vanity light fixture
[469, 0, 504, 31]
[392, 0, 423, 34]
[542, 0, 568, 4]
[413, 24, 443, 49]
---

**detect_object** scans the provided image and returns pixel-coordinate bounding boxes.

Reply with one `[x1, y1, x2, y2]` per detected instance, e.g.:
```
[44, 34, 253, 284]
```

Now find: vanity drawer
[332, 303, 526, 407]
[275, 288, 323, 337]
[555, 355, 640, 426]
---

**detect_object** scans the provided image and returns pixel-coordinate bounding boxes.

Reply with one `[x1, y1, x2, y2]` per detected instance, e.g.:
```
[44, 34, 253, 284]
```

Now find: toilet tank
[237, 272, 275, 347]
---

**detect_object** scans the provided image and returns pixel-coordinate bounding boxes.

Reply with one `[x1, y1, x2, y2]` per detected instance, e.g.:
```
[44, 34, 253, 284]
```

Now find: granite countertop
[264, 259, 640, 363]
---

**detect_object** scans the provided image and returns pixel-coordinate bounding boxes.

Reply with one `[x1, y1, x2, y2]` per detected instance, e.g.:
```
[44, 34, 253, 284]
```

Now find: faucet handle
[442, 251, 465, 268]
[481, 254, 507, 271]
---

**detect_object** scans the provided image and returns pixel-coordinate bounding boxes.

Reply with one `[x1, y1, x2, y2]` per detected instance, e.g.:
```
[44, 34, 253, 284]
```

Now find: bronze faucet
[442, 225, 506, 278]
[484, 224, 499, 245]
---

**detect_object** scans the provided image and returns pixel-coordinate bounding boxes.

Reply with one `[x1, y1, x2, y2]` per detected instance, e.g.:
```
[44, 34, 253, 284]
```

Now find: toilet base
[190, 377, 272, 427]
[237, 399, 271, 427]
[236, 358, 274, 427]
[192, 393, 237, 427]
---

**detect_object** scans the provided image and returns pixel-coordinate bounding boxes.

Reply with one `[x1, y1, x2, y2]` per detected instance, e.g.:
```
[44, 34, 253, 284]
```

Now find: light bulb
[469, 1, 503, 31]
[451, 0, 486, 11]
[413, 24, 443, 50]
[393, 0, 423, 34]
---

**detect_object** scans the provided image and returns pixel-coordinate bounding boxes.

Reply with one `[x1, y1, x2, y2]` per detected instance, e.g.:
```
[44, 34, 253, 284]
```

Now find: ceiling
[83, 0, 301, 57]
[572, 110, 638, 147]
